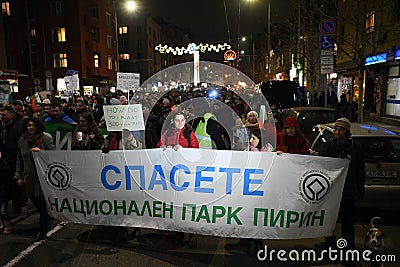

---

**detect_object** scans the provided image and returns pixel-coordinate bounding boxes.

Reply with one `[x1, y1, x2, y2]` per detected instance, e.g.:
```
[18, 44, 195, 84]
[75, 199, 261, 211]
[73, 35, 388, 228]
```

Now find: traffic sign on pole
[319, 19, 336, 35]
[320, 35, 334, 49]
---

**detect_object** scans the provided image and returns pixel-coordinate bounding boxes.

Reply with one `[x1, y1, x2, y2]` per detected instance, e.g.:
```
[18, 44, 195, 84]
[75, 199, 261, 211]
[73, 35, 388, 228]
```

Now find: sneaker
[2, 221, 12, 235]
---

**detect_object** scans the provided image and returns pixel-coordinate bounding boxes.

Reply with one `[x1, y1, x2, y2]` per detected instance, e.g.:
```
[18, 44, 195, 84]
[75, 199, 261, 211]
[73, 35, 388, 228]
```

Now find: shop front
[383, 47, 400, 119]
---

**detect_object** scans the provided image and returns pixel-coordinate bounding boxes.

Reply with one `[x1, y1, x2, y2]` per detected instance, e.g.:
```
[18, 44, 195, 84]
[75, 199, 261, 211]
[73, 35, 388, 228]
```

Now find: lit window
[366, 10, 375, 33]
[1, 2, 10, 16]
[108, 56, 113, 70]
[119, 53, 130, 60]
[94, 54, 99, 68]
[31, 28, 37, 37]
[119, 26, 128, 35]
[53, 27, 66, 42]
[54, 53, 68, 68]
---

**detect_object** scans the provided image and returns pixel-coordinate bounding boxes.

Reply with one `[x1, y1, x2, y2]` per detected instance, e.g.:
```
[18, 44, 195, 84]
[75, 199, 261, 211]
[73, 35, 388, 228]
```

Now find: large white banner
[34, 149, 349, 239]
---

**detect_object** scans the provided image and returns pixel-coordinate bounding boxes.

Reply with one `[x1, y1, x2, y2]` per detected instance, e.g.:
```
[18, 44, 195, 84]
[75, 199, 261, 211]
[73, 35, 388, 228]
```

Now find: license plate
[366, 170, 398, 178]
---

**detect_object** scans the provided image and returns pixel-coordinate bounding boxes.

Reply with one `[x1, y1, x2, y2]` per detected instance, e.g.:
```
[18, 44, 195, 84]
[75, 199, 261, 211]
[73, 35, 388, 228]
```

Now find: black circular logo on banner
[45, 162, 72, 190]
[299, 171, 331, 204]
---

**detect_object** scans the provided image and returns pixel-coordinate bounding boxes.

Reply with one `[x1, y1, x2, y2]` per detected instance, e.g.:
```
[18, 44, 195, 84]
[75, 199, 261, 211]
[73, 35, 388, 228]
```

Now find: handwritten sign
[117, 72, 140, 92]
[103, 104, 145, 131]
[64, 74, 79, 95]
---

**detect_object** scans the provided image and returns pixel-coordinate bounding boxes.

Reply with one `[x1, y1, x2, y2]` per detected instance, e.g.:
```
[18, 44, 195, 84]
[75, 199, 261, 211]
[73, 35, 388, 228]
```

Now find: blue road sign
[320, 35, 334, 49]
[319, 19, 335, 35]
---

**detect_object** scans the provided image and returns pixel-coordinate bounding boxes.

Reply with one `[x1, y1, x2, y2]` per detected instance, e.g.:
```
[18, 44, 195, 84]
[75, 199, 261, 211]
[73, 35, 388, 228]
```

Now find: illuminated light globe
[121, 61, 277, 207]
[187, 43, 197, 54]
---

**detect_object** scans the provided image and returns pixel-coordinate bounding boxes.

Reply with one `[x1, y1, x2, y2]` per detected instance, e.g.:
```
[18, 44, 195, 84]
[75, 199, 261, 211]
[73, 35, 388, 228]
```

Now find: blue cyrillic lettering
[125, 165, 145, 190]
[170, 164, 190, 191]
[219, 167, 240, 194]
[101, 165, 121, 190]
[194, 166, 215, 193]
[148, 165, 167, 190]
[243, 168, 264, 196]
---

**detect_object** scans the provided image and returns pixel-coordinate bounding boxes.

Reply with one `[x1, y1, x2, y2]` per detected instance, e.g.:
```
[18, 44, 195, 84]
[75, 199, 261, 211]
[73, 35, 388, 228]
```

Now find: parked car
[307, 123, 400, 185]
[280, 107, 342, 134]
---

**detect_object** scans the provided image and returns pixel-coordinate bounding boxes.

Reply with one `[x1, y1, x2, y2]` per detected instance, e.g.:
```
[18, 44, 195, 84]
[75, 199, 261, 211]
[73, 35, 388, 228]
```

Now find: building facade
[1, 0, 119, 97]
[335, 0, 400, 121]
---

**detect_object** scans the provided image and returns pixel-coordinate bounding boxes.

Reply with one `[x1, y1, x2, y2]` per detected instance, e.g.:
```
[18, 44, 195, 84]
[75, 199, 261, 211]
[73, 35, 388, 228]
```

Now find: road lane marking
[3, 222, 68, 267]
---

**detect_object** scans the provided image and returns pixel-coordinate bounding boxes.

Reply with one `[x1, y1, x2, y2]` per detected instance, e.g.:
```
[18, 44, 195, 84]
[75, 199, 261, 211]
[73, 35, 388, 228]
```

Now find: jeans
[0, 195, 11, 221]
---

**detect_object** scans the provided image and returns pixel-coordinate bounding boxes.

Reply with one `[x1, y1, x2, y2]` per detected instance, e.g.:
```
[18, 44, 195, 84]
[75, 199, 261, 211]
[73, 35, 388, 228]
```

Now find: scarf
[283, 134, 306, 153]
[75, 123, 98, 148]
[75, 123, 97, 134]
[245, 121, 258, 128]
[23, 132, 43, 148]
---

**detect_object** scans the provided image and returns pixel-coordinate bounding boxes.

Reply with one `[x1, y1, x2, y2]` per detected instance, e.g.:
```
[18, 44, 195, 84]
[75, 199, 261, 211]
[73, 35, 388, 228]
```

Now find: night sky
[140, 0, 292, 43]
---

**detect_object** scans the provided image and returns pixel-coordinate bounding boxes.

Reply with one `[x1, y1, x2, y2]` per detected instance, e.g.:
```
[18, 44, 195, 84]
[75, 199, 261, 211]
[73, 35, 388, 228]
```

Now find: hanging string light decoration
[155, 42, 232, 55]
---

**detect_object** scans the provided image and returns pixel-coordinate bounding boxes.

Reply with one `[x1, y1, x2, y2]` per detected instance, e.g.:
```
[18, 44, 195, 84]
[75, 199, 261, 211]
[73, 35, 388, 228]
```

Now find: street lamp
[114, 1, 137, 73]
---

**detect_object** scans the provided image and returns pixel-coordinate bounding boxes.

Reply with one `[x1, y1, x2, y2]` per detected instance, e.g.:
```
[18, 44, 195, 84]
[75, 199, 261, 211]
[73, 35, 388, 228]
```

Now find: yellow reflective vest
[194, 113, 214, 149]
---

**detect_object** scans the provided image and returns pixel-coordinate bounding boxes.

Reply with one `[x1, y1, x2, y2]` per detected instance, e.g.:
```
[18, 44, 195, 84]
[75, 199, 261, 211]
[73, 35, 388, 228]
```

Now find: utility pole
[267, 0, 271, 78]
[113, 1, 119, 73]
[252, 38, 255, 81]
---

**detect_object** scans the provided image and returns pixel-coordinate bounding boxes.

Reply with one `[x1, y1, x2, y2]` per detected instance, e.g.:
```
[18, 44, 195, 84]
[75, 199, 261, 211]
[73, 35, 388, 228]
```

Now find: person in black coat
[0, 148, 13, 234]
[0, 106, 24, 215]
[189, 115, 227, 150]
[316, 118, 365, 254]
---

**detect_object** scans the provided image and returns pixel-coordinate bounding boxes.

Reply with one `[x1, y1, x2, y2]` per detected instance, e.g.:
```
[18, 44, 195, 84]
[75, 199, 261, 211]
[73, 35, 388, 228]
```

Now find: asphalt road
[1, 185, 399, 267]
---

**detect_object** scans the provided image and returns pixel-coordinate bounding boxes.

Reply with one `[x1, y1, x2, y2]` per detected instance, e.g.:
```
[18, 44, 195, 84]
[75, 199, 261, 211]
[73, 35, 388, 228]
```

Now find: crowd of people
[0, 88, 365, 265]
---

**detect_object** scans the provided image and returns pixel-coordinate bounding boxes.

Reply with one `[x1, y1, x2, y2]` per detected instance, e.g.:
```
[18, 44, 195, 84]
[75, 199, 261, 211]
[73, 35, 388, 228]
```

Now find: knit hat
[284, 117, 300, 128]
[334, 117, 351, 131]
[247, 110, 258, 119]
[14, 100, 23, 106]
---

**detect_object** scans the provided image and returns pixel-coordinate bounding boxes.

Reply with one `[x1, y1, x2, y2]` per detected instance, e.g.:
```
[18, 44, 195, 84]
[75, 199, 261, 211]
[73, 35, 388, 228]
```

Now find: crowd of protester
[0, 87, 365, 266]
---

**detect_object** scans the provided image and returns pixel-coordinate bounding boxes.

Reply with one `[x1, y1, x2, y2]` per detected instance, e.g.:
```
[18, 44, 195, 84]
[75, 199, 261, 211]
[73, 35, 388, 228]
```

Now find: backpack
[183, 127, 192, 146]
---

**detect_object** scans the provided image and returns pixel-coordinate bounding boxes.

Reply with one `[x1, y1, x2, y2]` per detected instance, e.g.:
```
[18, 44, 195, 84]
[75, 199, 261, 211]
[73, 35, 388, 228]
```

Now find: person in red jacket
[276, 117, 310, 155]
[155, 111, 199, 247]
[156, 111, 199, 150]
